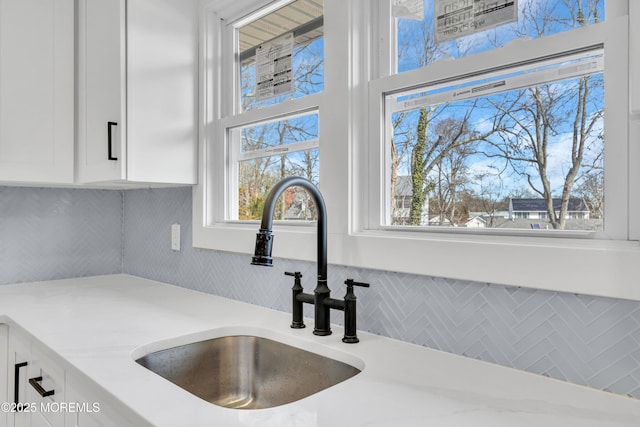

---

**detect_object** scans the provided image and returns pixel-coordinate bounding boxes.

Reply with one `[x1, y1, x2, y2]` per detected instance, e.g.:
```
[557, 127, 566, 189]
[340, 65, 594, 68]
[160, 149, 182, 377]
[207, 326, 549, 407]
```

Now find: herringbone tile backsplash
[2, 186, 639, 399]
[0, 186, 122, 284]
[123, 187, 640, 399]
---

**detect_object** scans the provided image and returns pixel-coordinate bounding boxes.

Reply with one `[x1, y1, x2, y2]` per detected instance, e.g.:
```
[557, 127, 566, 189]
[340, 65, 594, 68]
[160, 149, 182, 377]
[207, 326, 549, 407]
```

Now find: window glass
[396, 0, 605, 74]
[386, 52, 604, 231]
[233, 113, 319, 220]
[226, 0, 324, 222]
[238, 0, 324, 111]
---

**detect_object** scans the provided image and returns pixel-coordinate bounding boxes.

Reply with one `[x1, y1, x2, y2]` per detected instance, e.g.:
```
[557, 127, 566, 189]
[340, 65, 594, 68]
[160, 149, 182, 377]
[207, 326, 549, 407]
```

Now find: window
[238, 2, 324, 112]
[231, 113, 320, 220]
[195, 0, 335, 267]
[223, 0, 324, 222]
[196, 0, 640, 301]
[385, 51, 604, 231]
[362, 0, 638, 298]
[372, 0, 625, 237]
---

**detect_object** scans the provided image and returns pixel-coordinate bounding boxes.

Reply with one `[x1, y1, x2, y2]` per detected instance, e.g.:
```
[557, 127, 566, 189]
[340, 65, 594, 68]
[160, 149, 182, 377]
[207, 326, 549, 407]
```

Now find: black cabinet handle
[107, 121, 118, 160]
[28, 376, 55, 398]
[14, 362, 28, 411]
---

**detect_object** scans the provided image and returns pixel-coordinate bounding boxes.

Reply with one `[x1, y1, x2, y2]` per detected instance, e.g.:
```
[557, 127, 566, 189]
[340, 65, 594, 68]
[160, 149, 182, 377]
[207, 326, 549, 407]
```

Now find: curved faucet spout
[251, 176, 367, 341]
[251, 177, 327, 283]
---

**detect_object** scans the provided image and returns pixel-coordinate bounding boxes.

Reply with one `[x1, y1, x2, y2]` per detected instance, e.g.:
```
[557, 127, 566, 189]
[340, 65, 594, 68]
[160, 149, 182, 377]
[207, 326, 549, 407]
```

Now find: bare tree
[462, 172, 509, 228]
[408, 105, 495, 226]
[487, 74, 603, 229]
[484, 0, 604, 229]
[575, 169, 604, 219]
[430, 118, 476, 225]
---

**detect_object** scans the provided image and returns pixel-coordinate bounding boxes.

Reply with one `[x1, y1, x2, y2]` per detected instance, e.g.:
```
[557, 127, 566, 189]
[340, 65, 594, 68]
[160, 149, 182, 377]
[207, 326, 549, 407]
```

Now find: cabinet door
[76, 0, 125, 183]
[1, 325, 7, 427]
[29, 414, 53, 427]
[64, 382, 141, 427]
[28, 346, 64, 427]
[0, 0, 74, 184]
[6, 331, 30, 427]
[125, 0, 198, 184]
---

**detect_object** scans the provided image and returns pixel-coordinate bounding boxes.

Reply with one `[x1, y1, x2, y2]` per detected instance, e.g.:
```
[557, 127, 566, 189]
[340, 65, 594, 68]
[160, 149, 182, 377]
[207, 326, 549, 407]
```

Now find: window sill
[337, 229, 640, 301]
[193, 216, 640, 301]
[192, 220, 320, 265]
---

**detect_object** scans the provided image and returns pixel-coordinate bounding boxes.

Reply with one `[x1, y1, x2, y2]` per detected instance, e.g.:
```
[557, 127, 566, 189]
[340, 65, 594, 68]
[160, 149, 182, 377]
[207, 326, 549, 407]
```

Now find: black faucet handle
[287, 271, 305, 329]
[285, 271, 303, 279]
[342, 279, 368, 344]
[344, 279, 370, 288]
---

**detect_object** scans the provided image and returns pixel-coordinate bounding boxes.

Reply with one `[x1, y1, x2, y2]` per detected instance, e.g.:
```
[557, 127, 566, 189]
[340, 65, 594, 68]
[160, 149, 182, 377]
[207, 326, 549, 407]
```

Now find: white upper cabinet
[76, 0, 198, 185]
[0, 0, 74, 184]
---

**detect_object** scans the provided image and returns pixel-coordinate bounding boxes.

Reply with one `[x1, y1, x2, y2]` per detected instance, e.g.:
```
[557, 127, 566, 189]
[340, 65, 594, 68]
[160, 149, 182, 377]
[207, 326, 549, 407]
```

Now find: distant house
[508, 198, 590, 220]
[283, 186, 315, 220]
[465, 216, 487, 228]
[392, 176, 429, 225]
[467, 210, 509, 228]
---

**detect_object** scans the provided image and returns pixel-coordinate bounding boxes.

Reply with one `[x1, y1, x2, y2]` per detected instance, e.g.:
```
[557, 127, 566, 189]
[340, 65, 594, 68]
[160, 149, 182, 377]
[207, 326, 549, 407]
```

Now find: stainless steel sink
[135, 335, 361, 409]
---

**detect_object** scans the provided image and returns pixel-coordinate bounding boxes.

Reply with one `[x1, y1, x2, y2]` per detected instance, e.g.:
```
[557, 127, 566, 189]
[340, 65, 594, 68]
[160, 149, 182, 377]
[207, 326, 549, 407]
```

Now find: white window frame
[361, 0, 640, 300]
[195, 0, 640, 302]
[194, 0, 349, 266]
[380, 49, 606, 230]
[225, 108, 321, 221]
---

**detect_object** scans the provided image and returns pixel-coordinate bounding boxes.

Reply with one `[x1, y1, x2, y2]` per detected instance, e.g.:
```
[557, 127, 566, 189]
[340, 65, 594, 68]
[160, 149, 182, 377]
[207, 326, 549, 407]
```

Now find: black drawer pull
[29, 376, 55, 397]
[107, 121, 118, 160]
[14, 362, 28, 411]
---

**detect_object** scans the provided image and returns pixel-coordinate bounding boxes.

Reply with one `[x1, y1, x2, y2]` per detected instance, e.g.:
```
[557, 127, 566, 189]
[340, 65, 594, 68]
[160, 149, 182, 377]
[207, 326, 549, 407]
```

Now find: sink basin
[135, 335, 361, 409]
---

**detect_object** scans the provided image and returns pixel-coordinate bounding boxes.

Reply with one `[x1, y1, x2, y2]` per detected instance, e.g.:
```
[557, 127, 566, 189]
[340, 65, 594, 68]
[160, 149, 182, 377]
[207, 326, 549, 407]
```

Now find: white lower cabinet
[6, 327, 32, 427]
[28, 346, 65, 427]
[65, 369, 150, 427]
[1, 325, 8, 427]
[64, 381, 128, 427]
[4, 327, 144, 427]
[5, 328, 64, 427]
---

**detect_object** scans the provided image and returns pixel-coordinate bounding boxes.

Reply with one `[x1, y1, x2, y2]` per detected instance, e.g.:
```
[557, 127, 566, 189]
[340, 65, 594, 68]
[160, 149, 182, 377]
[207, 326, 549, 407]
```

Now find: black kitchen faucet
[251, 176, 369, 343]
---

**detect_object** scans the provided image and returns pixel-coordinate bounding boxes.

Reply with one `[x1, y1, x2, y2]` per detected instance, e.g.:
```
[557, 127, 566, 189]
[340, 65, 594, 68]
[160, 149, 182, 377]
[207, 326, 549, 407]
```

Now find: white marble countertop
[0, 274, 639, 426]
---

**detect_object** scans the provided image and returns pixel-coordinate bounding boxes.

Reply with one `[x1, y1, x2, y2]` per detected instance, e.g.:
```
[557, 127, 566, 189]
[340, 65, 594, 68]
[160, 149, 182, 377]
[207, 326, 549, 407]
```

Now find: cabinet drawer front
[29, 346, 65, 427]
